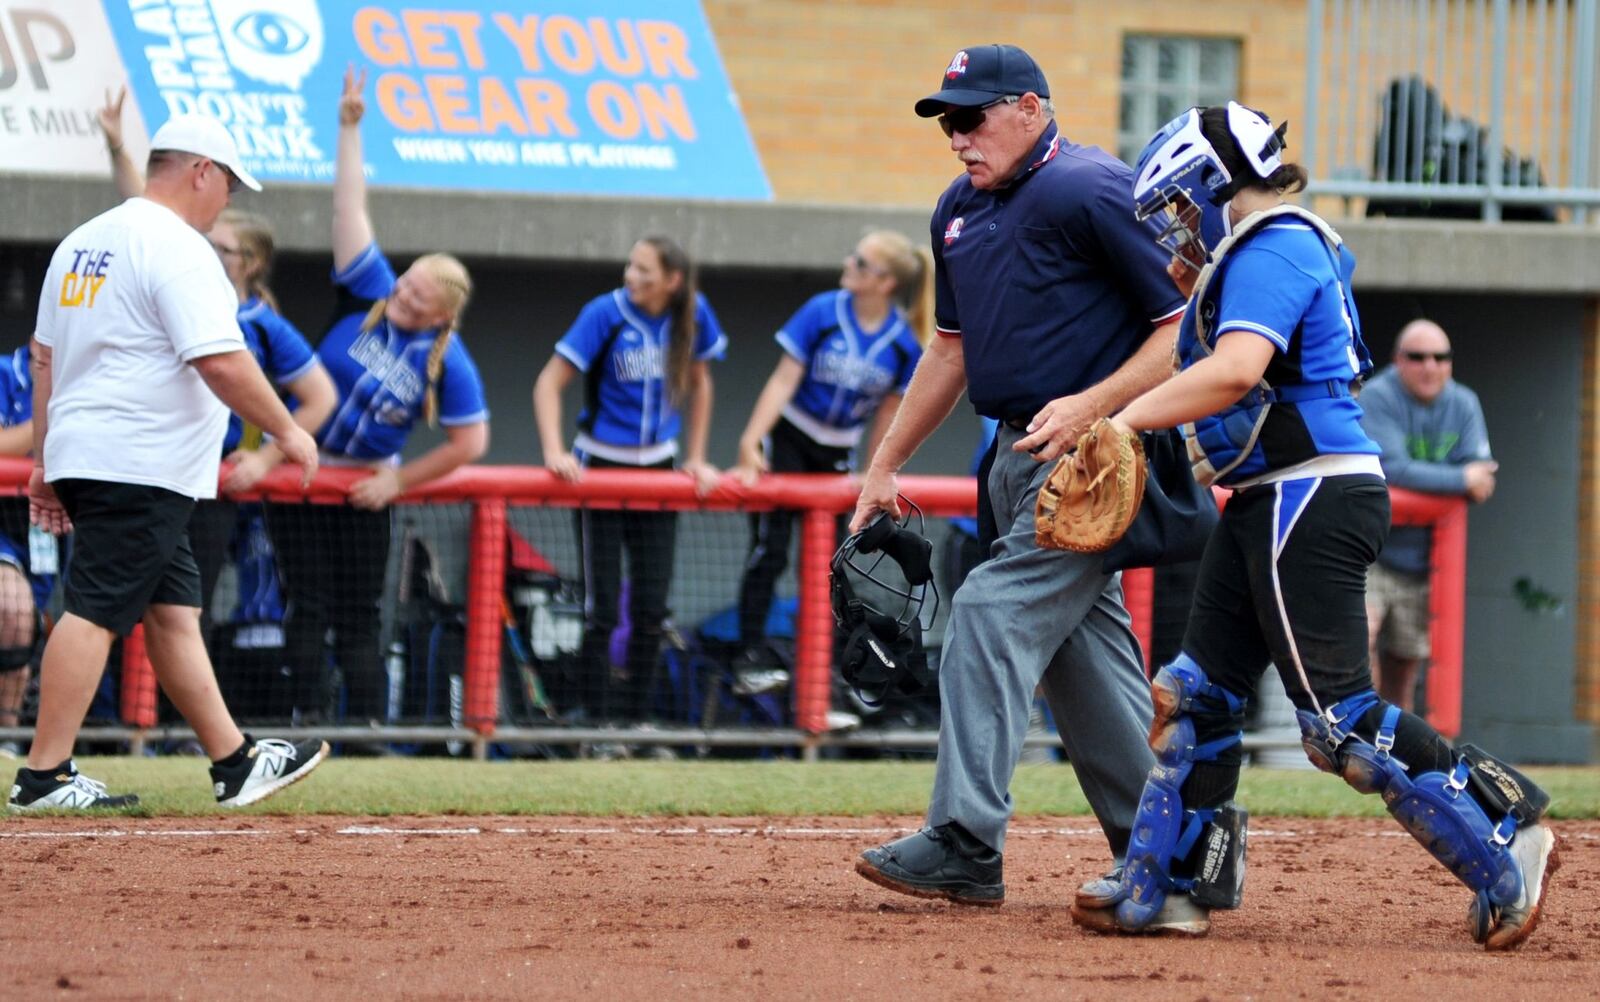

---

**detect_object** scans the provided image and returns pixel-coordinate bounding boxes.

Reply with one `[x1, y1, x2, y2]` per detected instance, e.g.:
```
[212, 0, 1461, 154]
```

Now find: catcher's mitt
[1035, 417, 1147, 552]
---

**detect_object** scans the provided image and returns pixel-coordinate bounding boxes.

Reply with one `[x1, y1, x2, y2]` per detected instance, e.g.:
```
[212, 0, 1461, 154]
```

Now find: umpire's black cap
[914, 44, 1051, 117]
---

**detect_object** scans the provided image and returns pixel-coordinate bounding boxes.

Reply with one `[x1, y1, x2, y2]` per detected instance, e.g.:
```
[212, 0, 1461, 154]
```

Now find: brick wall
[705, 0, 1309, 206]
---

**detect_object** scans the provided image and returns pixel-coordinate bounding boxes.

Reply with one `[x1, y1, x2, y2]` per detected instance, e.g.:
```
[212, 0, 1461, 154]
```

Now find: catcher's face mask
[830, 504, 939, 706]
[1132, 103, 1285, 270]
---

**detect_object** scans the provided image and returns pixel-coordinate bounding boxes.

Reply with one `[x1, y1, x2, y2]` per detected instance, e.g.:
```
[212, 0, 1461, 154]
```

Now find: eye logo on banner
[97, 0, 771, 200]
[210, 0, 322, 89]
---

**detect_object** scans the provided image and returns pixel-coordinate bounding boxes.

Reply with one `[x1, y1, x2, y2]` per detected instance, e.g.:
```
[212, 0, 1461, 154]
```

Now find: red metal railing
[0, 458, 1468, 738]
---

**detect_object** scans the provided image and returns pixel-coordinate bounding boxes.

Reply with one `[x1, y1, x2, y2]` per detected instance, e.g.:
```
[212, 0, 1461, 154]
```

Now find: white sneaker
[1070, 892, 1211, 937]
[8, 763, 140, 811]
[211, 737, 328, 807]
[1477, 824, 1561, 951]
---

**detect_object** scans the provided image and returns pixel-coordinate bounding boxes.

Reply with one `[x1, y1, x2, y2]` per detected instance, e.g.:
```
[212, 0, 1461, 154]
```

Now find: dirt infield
[1, 816, 1594, 1000]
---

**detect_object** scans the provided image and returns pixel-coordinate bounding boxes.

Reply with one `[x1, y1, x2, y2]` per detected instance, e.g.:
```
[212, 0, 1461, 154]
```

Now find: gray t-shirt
[1358, 365, 1492, 576]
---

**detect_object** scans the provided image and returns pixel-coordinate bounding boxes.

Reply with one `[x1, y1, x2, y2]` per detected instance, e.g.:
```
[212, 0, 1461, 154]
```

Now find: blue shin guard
[1300, 696, 1531, 932]
[1115, 656, 1248, 929]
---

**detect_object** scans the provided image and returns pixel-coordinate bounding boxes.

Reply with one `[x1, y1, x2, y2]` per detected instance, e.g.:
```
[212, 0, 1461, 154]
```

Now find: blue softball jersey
[223, 297, 318, 455]
[317, 244, 490, 462]
[0, 344, 53, 606]
[0, 345, 31, 428]
[775, 290, 921, 447]
[1180, 218, 1380, 485]
[556, 288, 727, 464]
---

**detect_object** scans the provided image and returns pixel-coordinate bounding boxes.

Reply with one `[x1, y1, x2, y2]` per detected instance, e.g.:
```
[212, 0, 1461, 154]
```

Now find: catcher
[1069, 103, 1558, 950]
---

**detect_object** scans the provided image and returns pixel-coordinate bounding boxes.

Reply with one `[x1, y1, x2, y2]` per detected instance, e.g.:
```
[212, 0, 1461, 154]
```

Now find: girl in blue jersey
[269, 68, 490, 726]
[533, 236, 724, 724]
[1071, 104, 1557, 949]
[101, 91, 339, 668]
[0, 344, 48, 754]
[729, 231, 932, 688]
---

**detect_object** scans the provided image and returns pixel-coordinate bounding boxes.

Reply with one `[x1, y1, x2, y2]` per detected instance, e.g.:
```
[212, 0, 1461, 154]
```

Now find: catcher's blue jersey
[317, 244, 490, 462]
[1181, 218, 1379, 485]
[556, 288, 726, 459]
[776, 290, 921, 445]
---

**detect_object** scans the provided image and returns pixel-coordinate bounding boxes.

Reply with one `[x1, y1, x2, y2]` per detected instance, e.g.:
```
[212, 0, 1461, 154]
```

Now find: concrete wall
[1360, 293, 1591, 761]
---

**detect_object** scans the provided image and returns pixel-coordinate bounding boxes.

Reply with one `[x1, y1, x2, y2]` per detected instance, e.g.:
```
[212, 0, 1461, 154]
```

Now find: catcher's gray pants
[925, 424, 1156, 857]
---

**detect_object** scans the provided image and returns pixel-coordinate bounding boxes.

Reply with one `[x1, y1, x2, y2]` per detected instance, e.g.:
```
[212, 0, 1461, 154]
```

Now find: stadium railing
[0, 458, 1467, 758]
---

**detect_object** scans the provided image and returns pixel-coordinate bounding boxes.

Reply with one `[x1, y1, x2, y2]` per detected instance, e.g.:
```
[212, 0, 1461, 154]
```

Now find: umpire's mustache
[960, 151, 985, 165]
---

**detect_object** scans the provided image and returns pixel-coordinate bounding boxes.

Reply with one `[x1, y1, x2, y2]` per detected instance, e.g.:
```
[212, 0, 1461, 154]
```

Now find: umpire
[851, 45, 1185, 911]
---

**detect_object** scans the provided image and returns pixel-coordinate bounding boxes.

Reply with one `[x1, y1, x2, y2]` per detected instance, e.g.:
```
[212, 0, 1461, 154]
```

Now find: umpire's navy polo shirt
[931, 121, 1186, 419]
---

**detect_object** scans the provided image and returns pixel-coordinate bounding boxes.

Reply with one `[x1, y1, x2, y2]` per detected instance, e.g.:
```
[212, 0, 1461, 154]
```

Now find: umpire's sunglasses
[938, 96, 1018, 138]
[1402, 351, 1453, 363]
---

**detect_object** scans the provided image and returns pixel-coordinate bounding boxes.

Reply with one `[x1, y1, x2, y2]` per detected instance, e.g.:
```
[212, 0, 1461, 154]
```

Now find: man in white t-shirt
[8, 114, 328, 811]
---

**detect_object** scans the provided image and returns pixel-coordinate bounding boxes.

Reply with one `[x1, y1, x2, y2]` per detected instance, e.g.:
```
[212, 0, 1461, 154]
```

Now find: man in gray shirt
[1359, 319, 1495, 710]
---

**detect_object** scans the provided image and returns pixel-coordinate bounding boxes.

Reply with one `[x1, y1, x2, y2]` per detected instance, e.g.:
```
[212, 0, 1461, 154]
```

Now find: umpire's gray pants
[925, 424, 1156, 856]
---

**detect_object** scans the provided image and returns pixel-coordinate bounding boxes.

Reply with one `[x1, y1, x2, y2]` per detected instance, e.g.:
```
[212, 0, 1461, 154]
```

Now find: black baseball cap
[914, 44, 1051, 118]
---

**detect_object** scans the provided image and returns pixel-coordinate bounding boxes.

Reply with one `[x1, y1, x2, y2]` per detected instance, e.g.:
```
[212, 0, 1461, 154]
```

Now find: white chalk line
[1, 824, 1594, 842]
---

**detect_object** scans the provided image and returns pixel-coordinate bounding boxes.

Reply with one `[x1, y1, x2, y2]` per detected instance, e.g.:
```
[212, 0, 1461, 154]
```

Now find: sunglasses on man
[938, 96, 1019, 138]
[1402, 351, 1452, 363]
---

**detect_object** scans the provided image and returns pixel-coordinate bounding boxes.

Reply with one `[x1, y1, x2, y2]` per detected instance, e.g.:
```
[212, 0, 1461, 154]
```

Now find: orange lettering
[590, 18, 643, 76]
[377, 73, 434, 131]
[587, 81, 639, 139]
[638, 21, 696, 78]
[58, 273, 84, 308]
[404, 11, 456, 69]
[354, 8, 411, 67]
[636, 83, 694, 141]
[492, 14, 542, 72]
[543, 15, 595, 74]
[425, 75, 476, 133]
[516, 79, 578, 137]
[441, 12, 487, 70]
[478, 77, 528, 136]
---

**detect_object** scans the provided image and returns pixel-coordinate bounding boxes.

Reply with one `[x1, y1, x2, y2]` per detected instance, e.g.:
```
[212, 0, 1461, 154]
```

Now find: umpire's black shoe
[856, 823, 1004, 906]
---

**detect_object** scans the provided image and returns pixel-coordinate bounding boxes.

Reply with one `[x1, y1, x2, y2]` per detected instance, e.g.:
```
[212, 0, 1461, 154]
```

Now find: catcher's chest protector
[1177, 205, 1370, 487]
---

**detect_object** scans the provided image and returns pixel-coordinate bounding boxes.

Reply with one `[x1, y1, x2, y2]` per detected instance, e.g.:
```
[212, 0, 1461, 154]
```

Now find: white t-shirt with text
[34, 197, 243, 499]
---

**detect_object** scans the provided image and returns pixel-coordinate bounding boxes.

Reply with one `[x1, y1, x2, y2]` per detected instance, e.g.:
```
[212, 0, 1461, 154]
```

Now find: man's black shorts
[53, 478, 201, 636]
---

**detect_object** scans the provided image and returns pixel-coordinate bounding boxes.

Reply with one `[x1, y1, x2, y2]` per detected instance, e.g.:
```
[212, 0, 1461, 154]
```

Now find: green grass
[4, 759, 1597, 819]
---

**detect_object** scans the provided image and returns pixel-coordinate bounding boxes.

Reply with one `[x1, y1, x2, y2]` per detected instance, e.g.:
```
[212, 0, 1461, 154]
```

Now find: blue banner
[98, 1, 771, 200]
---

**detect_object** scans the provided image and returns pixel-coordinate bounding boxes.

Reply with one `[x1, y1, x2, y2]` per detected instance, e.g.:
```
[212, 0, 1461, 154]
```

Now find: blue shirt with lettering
[317, 244, 490, 462]
[930, 122, 1185, 419]
[223, 297, 318, 455]
[556, 288, 727, 451]
[777, 291, 921, 433]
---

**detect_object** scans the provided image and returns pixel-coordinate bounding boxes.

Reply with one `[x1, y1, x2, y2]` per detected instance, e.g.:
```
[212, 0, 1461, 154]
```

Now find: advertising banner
[0, 1, 148, 175]
[16, 2, 769, 200]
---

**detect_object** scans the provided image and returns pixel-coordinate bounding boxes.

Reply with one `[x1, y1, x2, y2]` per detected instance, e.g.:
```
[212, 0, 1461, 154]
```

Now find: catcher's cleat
[855, 824, 1004, 907]
[1476, 824, 1561, 952]
[1074, 864, 1125, 910]
[1069, 894, 1211, 937]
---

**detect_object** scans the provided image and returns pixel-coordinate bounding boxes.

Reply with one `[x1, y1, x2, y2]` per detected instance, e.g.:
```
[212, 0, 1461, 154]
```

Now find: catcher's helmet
[1132, 102, 1284, 270]
[830, 504, 939, 706]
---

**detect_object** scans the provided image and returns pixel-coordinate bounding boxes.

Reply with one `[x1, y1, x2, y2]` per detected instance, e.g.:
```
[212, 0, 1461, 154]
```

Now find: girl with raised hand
[100, 87, 338, 657]
[270, 66, 490, 727]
